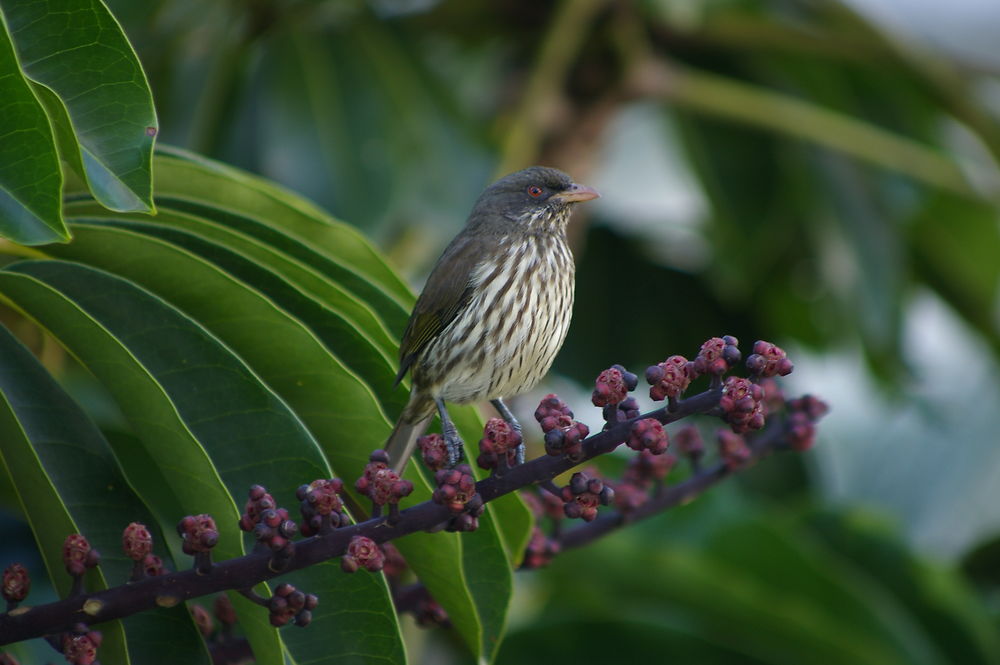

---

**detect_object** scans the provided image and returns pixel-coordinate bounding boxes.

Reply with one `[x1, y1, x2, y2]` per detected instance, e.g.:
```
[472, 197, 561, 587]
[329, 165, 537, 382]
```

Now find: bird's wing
[394, 232, 484, 386]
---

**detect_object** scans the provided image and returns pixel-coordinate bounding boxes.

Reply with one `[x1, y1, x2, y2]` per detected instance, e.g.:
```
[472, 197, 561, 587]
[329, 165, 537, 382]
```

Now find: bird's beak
[554, 183, 600, 203]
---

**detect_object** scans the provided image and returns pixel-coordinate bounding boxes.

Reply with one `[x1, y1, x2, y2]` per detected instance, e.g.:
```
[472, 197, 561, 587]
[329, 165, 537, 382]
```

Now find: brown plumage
[386, 166, 599, 470]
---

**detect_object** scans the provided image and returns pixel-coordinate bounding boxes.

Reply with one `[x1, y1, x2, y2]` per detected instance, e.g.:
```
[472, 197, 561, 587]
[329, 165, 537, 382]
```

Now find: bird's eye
[527, 185, 544, 198]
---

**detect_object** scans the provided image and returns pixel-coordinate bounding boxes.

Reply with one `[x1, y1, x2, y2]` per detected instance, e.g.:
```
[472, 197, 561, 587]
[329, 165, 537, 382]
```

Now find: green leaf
[29, 81, 88, 186]
[460, 509, 513, 662]
[62, 202, 399, 363]
[51, 219, 408, 420]
[0, 15, 66, 244]
[279, 561, 406, 665]
[1, 0, 156, 212]
[151, 149, 412, 311]
[0, 263, 287, 663]
[0, 325, 209, 665]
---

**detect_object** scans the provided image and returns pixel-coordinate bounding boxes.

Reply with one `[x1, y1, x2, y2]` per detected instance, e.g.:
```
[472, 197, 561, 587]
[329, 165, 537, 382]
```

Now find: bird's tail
[385, 415, 431, 473]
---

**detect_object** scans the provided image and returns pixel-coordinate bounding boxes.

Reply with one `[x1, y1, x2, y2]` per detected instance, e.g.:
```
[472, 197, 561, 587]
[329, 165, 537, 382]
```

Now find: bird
[386, 166, 599, 472]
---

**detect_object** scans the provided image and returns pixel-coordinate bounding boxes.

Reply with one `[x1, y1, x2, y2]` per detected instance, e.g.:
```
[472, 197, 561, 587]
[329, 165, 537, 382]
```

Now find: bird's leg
[435, 397, 464, 467]
[491, 398, 525, 465]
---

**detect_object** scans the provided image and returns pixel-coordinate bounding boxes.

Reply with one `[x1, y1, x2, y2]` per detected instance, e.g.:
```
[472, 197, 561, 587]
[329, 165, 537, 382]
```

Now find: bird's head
[469, 166, 599, 235]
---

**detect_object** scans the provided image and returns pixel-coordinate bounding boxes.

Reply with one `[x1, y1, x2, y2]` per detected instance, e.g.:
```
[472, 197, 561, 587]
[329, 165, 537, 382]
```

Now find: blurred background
[86, 0, 1000, 660]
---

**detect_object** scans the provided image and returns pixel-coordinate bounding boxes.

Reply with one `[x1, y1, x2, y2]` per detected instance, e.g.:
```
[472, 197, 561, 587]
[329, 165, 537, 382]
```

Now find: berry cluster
[267, 582, 318, 627]
[431, 465, 484, 531]
[63, 534, 100, 578]
[238, 486, 296, 569]
[191, 604, 214, 637]
[717, 430, 752, 470]
[413, 593, 450, 628]
[355, 450, 414, 521]
[627, 418, 669, 454]
[297, 478, 349, 536]
[341, 536, 385, 573]
[477, 417, 522, 472]
[560, 471, 614, 522]
[121, 522, 152, 561]
[673, 424, 705, 466]
[785, 394, 829, 451]
[693, 336, 741, 375]
[720, 376, 766, 433]
[523, 526, 562, 569]
[418, 433, 449, 471]
[121, 522, 164, 581]
[61, 624, 103, 665]
[536, 394, 589, 460]
[646, 355, 694, 401]
[623, 449, 677, 488]
[746, 340, 794, 378]
[2, 563, 30, 608]
[591, 365, 637, 407]
[614, 448, 679, 513]
[381, 542, 408, 579]
[178, 515, 220, 555]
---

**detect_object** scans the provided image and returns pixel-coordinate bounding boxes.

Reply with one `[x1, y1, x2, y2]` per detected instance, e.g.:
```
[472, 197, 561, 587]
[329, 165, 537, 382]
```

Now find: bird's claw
[442, 420, 465, 468]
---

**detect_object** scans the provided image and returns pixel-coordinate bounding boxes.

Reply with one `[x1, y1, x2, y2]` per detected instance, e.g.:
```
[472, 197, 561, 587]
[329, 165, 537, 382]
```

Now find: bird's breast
[416, 234, 575, 403]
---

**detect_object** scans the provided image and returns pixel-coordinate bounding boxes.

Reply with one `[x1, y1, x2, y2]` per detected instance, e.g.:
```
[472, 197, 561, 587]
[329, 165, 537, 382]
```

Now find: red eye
[527, 185, 544, 198]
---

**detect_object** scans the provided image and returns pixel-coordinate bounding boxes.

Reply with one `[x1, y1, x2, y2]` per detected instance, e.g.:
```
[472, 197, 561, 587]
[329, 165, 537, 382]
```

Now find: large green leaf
[0, 15, 66, 244]
[0, 326, 209, 665]
[36, 225, 411, 664]
[62, 202, 399, 362]
[0, 263, 289, 663]
[0, 0, 156, 212]
[149, 149, 412, 311]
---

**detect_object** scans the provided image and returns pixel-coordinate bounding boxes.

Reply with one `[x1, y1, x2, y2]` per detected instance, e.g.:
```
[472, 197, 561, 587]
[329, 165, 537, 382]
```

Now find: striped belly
[415, 235, 574, 405]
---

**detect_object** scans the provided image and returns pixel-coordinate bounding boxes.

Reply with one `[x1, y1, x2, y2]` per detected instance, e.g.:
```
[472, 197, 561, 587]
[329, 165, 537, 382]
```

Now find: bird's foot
[436, 397, 465, 468]
[442, 422, 465, 468]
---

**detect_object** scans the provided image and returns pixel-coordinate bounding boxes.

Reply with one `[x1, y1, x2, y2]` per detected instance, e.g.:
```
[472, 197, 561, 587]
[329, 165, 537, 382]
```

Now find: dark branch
[0, 384, 746, 645]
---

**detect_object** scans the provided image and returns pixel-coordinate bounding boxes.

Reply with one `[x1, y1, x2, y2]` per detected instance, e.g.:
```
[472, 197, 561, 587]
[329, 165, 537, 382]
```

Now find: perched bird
[386, 166, 599, 471]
